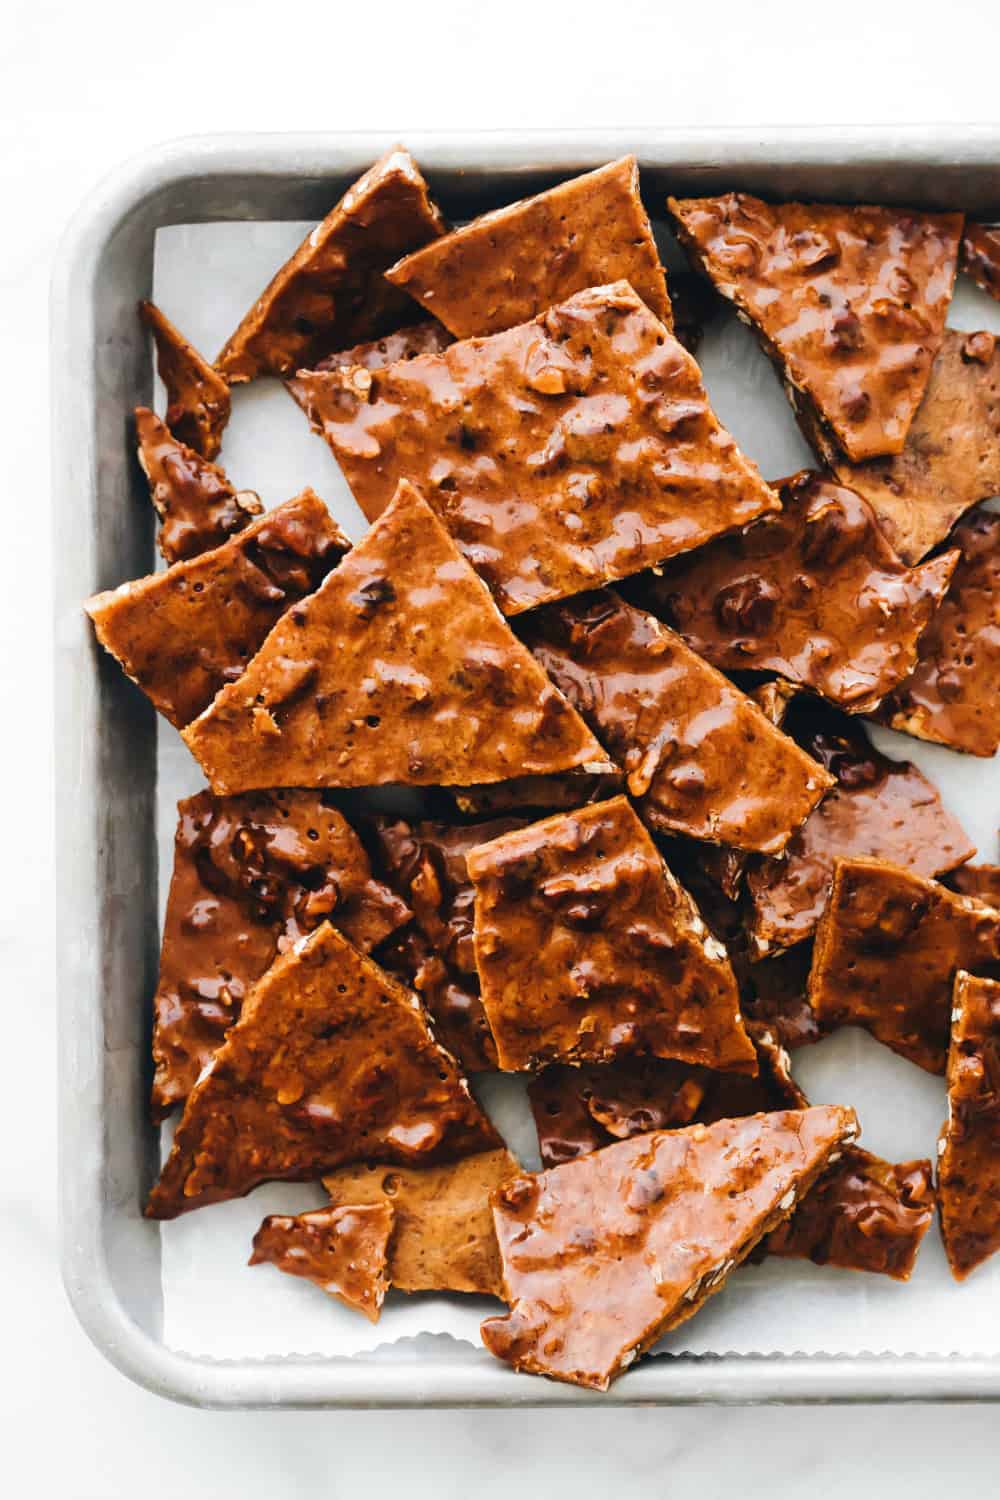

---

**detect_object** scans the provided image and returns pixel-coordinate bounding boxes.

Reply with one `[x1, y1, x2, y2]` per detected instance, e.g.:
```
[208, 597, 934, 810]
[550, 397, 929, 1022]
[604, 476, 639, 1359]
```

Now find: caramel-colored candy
[521, 589, 831, 853]
[743, 945, 824, 1052]
[746, 698, 975, 955]
[86, 490, 350, 729]
[182, 482, 608, 793]
[634, 470, 957, 713]
[528, 1057, 710, 1168]
[809, 858, 1000, 1074]
[876, 507, 1000, 757]
[669, 193, 961, 460]
[467, 795, 756, 1075]
[250, 1203, 393, 1321]
[938, 971, 1000, 1279]
[962, 223, 1000, 302]
[139, 300, 231, 459]
[948, 863, 1000, 908]
[151, 790, 411, 1119]
[146, 924, 499, 1219]
[385, 157, 671, 336]
[135, 407, 262, 564]
[481, 1106, 857, 1389]
[322, 1148, 519, 1296]
[286, 320, 453, 415]
[216, 147, 445, 382]
[297, 281, 779, 615]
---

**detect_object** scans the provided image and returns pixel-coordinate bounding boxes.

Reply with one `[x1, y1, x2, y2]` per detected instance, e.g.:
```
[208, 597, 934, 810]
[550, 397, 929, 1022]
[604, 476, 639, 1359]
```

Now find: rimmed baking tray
[52, 125, 1000, 1407]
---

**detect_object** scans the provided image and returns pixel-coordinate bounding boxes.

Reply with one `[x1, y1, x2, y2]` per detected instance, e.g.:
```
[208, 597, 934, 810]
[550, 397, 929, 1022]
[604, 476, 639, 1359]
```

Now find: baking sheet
[152, 214, 1000, 1361]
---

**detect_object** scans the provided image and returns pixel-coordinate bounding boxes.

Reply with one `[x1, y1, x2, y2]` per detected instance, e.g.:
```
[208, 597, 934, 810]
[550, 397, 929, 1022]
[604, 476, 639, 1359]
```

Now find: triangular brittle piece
[139, 300, 231, 459]
[520, 589, 832, 853]
[151, 790, 411, 1119]
[817, 329, 1000, 564]
[182, 481, 610, 793]
[297, 281, 780, 615]
[467, 795, 757, 1074]
[962, 223, 1000, 301]
[86, 490, 350, 729]
[808, 858, 1000, 1074]
[384, 157, 672, 336]
[323, 1148, 519, 1296]
[249, 1203, 394, 1321]
[746, 697, 975, 956]
[938, 971, 1000, 1279]
[481, 1105, 857, 1389]
[875, 508, 1000, 757]
[668, 193, 962, 461]
[147, 923, 499, 1219]
[215, 147, 445, 382]
[135, 406, 262, 564]
[633, 470, 958, 713]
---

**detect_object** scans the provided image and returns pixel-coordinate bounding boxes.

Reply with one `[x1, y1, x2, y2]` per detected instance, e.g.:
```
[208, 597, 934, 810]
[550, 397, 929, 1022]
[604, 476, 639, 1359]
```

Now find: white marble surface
[4, 0, 1000, 1492]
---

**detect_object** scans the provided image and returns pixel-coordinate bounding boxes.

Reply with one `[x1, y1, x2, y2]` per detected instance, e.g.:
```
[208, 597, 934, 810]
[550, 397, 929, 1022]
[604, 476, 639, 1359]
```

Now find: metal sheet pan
[52, 125, 1000, 1406]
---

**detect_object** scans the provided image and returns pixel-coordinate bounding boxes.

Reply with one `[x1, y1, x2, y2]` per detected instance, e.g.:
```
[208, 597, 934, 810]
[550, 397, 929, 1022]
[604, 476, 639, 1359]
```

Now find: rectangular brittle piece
[937, 971, 1000, 1279]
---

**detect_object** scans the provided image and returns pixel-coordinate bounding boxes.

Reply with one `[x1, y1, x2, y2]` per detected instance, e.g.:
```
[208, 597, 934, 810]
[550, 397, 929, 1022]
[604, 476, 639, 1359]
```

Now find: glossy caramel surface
[250, 1202, 393, 1321]
[139, 299, 231, 459]
[938, 972, 1000, 1279]
[135, 406, 261, 564]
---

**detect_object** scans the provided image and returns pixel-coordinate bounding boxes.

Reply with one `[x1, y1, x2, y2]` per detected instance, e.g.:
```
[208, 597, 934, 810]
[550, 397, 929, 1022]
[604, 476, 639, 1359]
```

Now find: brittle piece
[481, 1105, 857, 1390]
[467, 795, 756, 1074]
[962, 223, 1000, 302]
[669, 193, 962, 460]
[528, 1057, 710, 1168]
[820, 329, 1000, 563]
[298, 280, 780, 615]
[767, 1150, 935, 1280]
[875, 508, 1000, 757]
[634, 470, 957, 713]
[369, 816, 529, 1070]
[323, 1148, 519, 1296]
[286, 319, 453, 415]
[809, 858, 1000, 1074]
[743, 944, 824, 1051]
[938, 971, 1000, 1279]
[249, 1202, 393, 1321]
[135, 407, 262, 564]
[949, 863, 1000, 908]
[182, 482, 609, 793]
[520, 590, 831, 853]
[215, 147, 445, 382]
[86, 490, 349, 729]
[384, 157, 671, 336]
[139, 300, 231, 458]
[151, 790, 411, 1119]
[147, 923, 499, 1219]
[746, 697, 975, 956]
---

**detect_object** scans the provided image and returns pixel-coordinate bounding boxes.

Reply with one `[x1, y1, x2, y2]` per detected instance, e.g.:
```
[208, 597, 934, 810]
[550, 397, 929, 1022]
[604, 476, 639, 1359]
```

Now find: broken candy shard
[746, 697, 975, 956]
[135, 406, 262, 564]
[938, 971, 1000, 1279]
[820, 329, 1000, 564]
[520, 589, 832, 854]
[961, 223, 1000, 301]
[215, 146, 445, 382]
[249, 1202, 393, 1322]
[467, 794, 756, 1075]
[322, 1148, 519, 1296]
[384, 156, 672, 336]
[668, 193, 962, 461]
[767, 1149, 935, 1281]
[298, 280, 780, 616]
[182, 480, 608, 794]
[481, 1105, 857, 1390]
[146, 923, 499, 1219]
[139, 300, 231, 459]
[151, 789, 411, 1120]
[528, 1057, 710, 1168]
[808, 858, 1000, 1075]
[743, 944, 824, 1052]
[286, 320, 453, 416]
[875, 507, 1000, 758]
[633, 470, 958, 714]
[86, 490, 350, 729]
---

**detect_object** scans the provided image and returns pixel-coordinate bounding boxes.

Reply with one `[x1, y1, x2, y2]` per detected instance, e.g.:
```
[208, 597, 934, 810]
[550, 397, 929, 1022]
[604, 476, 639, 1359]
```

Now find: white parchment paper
[152, 217, 1000, 1360]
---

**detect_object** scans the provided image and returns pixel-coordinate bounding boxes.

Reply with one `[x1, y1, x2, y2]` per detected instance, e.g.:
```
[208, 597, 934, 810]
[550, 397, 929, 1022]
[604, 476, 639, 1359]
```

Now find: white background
[4, 0, 999, 1492]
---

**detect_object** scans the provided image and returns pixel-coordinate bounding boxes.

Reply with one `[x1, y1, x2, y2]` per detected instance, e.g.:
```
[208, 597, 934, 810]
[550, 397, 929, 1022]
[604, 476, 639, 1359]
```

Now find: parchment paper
[151, 216, 1000, 1360]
